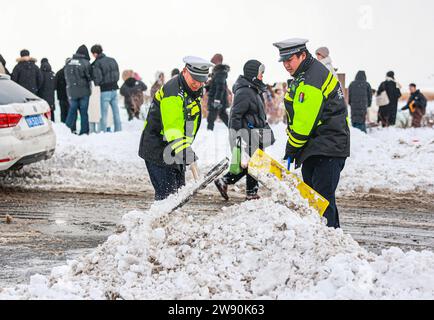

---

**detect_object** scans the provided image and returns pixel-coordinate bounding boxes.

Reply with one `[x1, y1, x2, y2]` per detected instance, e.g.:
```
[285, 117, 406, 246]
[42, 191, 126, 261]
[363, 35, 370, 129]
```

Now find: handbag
[376, 90, 390, 107]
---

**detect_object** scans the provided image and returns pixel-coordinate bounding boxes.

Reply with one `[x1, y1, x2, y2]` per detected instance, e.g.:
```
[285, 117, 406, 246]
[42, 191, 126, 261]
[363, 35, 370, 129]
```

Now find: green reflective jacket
[284, 57, 350, 167]
[139, 75, 202, 168]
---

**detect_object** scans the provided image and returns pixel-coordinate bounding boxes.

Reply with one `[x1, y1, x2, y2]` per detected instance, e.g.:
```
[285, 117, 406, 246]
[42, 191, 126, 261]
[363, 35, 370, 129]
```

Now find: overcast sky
[2, 0, 434, 90]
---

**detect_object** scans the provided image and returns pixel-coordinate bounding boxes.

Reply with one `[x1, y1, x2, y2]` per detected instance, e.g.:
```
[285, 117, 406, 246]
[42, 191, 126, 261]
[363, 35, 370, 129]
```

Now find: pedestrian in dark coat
[11, 50, 43, 94]
[120, 70, 148, 121]
[348, 71, 372, 133]
[55, 64, 71, 125]
[215, 60, 275, 201]
[64, 45, 92, 135]
[0, 54, 11, 75]
[377, 71, 402, 127]
[39, 58, 56, 122]
[206, 54, 230, 131]
[401, 84, 427, 128]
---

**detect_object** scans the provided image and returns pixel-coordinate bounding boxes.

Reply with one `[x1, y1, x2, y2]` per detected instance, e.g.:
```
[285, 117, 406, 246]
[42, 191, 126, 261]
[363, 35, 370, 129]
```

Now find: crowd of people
[0, 47, 146, 135]
[201, 47, 430, 132]
[0, 45, 430, 136]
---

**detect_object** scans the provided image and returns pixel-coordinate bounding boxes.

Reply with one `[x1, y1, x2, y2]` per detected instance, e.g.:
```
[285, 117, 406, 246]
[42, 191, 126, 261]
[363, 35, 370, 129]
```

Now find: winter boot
[215, 178, 229, 201]
[246, 193, 261, 201]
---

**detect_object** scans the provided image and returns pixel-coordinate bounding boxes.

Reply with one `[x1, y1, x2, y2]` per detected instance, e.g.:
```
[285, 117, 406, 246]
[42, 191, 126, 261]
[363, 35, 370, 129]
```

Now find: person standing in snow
[38, 58, 56, 122]
[150, 71, 165, 100]
[0, 54, 10, 75]
[120, 70, 148, 121]
[315, 47, 338, 78]
[273, 38, 350, 229]
[214, 60, 275, 201]
[377, 71, 402, 127]
[55, 62, 73, 126]
[64, 45, 92, 135]
[171, 68, 180, 79]
[348, 71, 372, 133]
[401, 83, 427, 128]
[11, 49, 43, 95]
[206, 54, 231, 131]
[139, 56, 214, 201]
[91, 44, 122, 133]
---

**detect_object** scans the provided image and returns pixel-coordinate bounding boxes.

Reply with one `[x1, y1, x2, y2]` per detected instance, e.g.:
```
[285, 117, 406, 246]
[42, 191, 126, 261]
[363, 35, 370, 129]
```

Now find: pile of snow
[339, 127, 434, 194]
[1, 117, 433, 195]
[1, 176, 433, 300]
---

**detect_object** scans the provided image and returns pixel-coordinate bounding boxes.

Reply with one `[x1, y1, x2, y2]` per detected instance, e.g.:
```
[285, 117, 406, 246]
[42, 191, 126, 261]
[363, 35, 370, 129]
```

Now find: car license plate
[25, 115, 44, 128]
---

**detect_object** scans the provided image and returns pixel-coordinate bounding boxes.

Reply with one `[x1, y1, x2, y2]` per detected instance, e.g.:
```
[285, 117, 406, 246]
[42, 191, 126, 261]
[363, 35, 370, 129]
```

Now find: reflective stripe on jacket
[139, 75, 202, 168]
[284, 58, 350, 167]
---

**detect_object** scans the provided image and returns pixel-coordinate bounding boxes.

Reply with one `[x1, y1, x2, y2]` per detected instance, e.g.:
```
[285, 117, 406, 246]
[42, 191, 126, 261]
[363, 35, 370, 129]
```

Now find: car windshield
[0, 78, 42, 105]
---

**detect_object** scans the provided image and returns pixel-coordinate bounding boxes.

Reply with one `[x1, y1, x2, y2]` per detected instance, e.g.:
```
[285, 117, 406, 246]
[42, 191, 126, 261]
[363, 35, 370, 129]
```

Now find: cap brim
[279, 54, 292, 62]
[190, 73, 208, 83]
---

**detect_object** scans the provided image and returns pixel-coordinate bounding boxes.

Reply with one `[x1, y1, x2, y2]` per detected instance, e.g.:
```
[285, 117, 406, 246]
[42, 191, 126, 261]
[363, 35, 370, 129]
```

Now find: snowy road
[1, 188, 433, 288]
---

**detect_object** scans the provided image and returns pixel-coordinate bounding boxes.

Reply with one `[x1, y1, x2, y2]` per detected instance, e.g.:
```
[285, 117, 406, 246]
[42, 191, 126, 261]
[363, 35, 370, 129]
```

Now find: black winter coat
[208, 64, 230, 109]
[120, 78, 148, 108]
[11, 57, 43, 94]
[39, 61, 56, 107]
[348, 71, 372, 124]
[230, 76, 275, 154]
[378, 78, 401, 108]
[92, 54, 120, 92]
[55, 67, 68, 101]
[65, 53, 92, 100]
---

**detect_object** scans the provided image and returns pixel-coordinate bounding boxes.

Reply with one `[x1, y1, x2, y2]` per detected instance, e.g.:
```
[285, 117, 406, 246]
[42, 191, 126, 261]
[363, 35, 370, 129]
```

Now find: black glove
[284, 141, 297, 162]
[174, 147, 198, 166]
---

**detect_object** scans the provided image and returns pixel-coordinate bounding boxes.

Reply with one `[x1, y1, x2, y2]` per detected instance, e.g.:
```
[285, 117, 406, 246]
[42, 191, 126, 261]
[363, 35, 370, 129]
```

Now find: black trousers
[378, 104, 398, 127]
[207, 107, 229, 131]
[223, 169, 259, 195]
[302, 156, 346, 229]
[146, 161, 186, 201]
[49, 104, 55, 122]
[59, 100, 70, 124]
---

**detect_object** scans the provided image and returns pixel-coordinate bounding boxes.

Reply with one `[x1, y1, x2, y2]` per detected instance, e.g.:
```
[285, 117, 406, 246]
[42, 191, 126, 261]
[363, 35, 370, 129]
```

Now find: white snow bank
[1, 176, 433, 300]
[1, 117, 433, 195]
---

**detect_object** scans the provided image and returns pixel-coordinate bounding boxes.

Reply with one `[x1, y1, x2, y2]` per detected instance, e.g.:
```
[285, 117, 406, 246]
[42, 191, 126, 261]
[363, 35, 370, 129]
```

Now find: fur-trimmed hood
[16, 56, 37, 63]
[385, 76, 402, 89]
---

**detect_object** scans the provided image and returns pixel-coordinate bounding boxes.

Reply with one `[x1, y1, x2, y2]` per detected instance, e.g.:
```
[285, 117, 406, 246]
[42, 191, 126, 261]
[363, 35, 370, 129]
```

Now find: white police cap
[183, 56, 215, 82]
[273, 38, 309, 62]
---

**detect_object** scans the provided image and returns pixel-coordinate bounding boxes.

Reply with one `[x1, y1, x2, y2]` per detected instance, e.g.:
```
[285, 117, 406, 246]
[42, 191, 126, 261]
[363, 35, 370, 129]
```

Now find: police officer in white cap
[139, 56, 214, 201]
[273, 38, 350, 229]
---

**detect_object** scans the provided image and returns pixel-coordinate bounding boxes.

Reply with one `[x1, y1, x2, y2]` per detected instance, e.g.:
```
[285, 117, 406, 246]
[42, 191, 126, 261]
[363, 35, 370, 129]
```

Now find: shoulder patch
[299, 92, 305, 103]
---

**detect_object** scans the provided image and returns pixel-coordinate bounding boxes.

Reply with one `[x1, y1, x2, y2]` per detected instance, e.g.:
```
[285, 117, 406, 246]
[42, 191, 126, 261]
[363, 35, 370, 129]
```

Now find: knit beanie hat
[315, 47, 330, 58]
[20, 49, 30, 57]
[211, 54, 224, 65]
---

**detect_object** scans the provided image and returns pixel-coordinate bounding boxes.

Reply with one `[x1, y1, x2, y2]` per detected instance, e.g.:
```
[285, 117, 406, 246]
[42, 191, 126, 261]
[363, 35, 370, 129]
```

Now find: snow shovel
[169, 158, 230, 214]
[248, 149, 329, 216]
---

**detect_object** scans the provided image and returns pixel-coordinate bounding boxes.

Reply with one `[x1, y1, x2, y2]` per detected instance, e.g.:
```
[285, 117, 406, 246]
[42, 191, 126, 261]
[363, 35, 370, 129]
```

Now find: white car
[0, 74, 56, 172]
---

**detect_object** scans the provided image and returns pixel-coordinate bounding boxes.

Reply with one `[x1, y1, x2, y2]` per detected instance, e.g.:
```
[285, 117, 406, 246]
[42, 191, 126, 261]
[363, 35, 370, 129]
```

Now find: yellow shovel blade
[248, 149, 329, 216]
